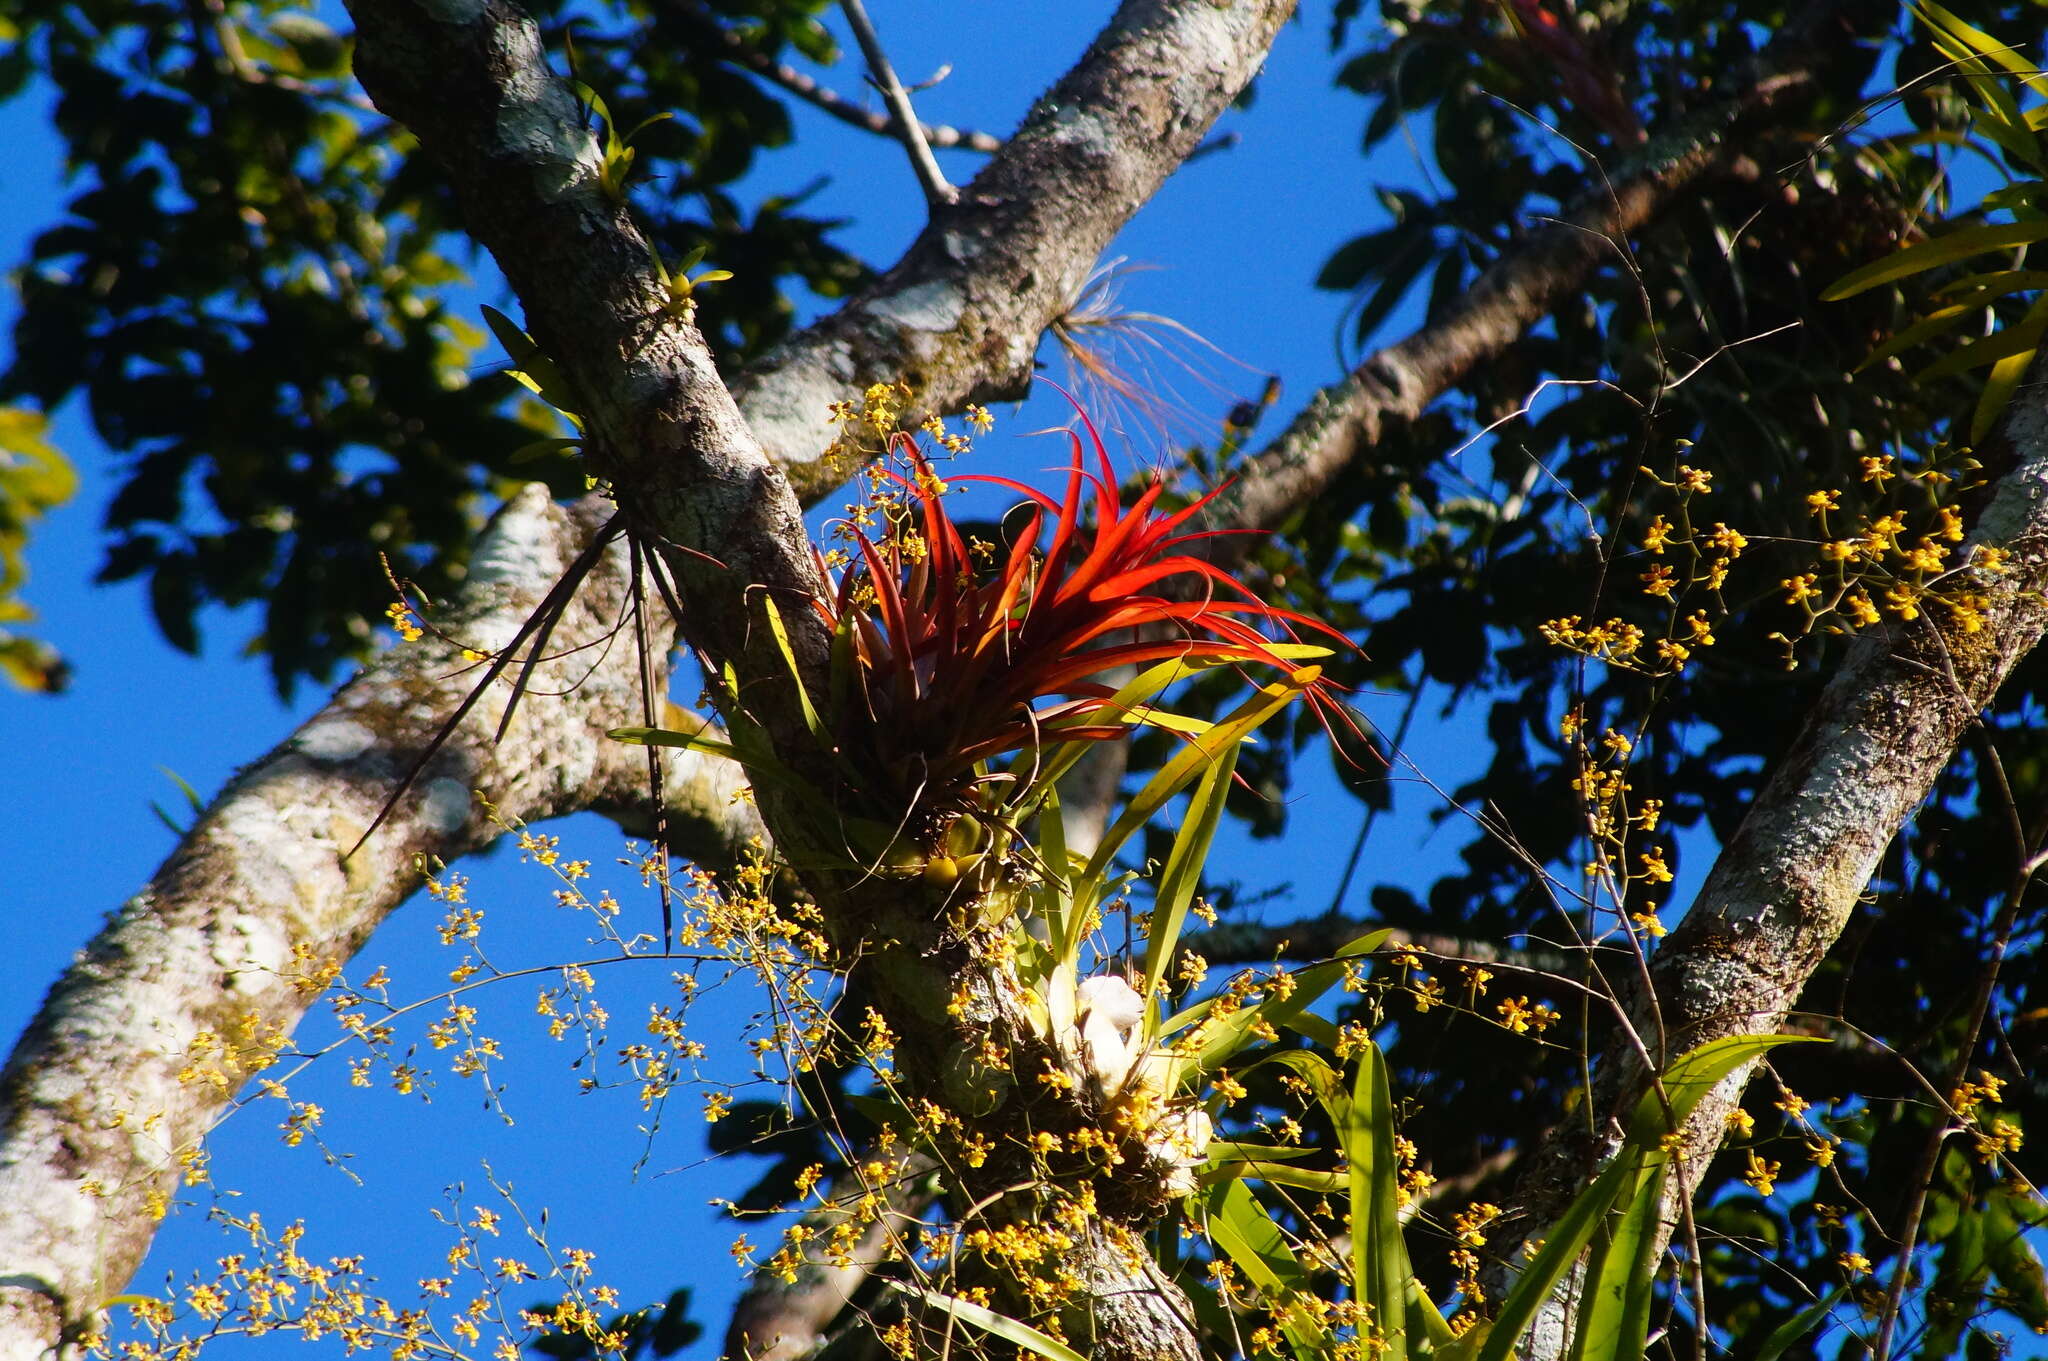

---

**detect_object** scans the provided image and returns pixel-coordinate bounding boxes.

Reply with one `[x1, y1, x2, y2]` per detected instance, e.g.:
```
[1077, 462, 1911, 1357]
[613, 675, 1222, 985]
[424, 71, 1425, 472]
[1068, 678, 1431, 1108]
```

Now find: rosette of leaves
[618, 412, 1347, 894]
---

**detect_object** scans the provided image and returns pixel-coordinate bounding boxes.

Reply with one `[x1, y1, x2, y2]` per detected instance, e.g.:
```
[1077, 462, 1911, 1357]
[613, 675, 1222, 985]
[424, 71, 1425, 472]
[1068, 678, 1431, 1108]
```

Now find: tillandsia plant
[618, 386, 1350, 895]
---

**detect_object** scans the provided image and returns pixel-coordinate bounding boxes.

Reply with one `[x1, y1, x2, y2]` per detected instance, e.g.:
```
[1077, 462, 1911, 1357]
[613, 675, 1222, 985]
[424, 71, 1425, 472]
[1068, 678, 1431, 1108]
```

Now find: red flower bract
[814, 410, 1347, 805]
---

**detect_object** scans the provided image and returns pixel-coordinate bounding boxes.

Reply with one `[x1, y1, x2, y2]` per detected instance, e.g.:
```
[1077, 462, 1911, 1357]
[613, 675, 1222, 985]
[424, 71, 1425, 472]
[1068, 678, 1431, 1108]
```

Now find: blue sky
[0, 4, 1577, 1352]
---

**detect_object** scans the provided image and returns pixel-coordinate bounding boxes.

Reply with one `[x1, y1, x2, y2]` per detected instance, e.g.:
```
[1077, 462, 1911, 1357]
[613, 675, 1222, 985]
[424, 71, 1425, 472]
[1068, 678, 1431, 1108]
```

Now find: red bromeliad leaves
[812, 413, 1348, 806]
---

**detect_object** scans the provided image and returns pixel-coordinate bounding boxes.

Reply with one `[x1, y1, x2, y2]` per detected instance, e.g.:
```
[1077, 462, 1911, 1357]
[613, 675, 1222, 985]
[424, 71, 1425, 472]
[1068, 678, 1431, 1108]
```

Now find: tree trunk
[1495, 352, 2048, 1354]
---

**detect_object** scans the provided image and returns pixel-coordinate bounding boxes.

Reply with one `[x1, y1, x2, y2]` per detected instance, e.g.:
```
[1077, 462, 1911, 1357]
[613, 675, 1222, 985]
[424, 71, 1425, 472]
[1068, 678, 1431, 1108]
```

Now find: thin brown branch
[1182, 916, 1582, 977]
[661, 0, 1003, 154]
[838, 0, 956, 207]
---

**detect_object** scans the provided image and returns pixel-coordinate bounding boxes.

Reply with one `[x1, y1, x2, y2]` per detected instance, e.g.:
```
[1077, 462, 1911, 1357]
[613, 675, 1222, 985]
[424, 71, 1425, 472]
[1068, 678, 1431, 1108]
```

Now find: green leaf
[1854, 303, 1978, 372]
[760, 595, 830, 748]
[1752, 1286, 1849, 1361]
[609, 724, 744, 763]
[1027, 645, 1329, 797]
[1203, 1180, 1314, 1293]
[1203, 1161, 1350, 1194]
[1407, 1278, 1457, 1351]
[1204, 1141, 1321, 1166]
[1476, 1154, 1634, 1361]
[610, 721, 841, 834]
[1822, 221, 2048, 300]
[509, 437, 583, 464]
[1917, 2, 2048, 98]
[882, 1281, 1087, 1361]
[1033, 784, 1080, 971]
[1975, 339, 2040, 443]
[1986, 1189, 2048, 1326]
[1202, 1180, 1328, 1357]
[1084, 671, 1318, 893]
[1350, 1042, 1415, 1360]
[1171, 931, 1389, 1085]
[1139, 738, 1239, 1020]
[1565, 1158, 1665, 1361]
[481, 304, 582, 423]
[1625, 1034, 1819, 1145]
[1482, 1036, 1816, 1361]
[1257, 1045, 1411, 1356]
[1912, 306, 2048, 382]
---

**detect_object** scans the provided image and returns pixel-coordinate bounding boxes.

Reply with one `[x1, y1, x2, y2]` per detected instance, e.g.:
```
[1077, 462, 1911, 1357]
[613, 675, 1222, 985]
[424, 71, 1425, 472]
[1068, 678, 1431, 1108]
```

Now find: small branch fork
[664, 0, 1002, 154]
[839, 0, 957, 207]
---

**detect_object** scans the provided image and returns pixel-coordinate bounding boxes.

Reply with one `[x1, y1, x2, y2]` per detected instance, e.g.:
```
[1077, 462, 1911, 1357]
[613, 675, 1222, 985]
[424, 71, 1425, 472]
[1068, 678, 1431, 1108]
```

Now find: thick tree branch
[1213, 2, 1854, 539]
[346, 0, 839, 806]
[0, 490, 659, 1355]
[732, 0, 1297, 499]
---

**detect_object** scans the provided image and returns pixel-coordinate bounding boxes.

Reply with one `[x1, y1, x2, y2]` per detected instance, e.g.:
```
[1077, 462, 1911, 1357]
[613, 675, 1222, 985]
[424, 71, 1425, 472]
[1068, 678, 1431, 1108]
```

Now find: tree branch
[1183, 916, 1581, 976]
[1493, 349, 2048, 1355]
[838, 0, 956, 208]
[731, 0, 1298, 499]
[660, 0, 1004, 155]
[0, 490, 660, 1354]
[1211, 2, 1853, 541]
[346, 0, 839, 797]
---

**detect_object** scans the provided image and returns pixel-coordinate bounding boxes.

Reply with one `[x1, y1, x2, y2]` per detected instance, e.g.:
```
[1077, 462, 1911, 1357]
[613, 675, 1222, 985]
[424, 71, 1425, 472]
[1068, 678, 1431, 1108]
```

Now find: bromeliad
[618, 402, 1349, 883]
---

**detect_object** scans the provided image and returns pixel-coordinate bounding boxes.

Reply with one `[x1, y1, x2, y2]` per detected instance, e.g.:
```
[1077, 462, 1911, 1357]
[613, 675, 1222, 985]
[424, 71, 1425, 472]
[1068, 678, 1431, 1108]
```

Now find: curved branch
[732, 0, 1298, 498]
[0, 490, 670, 1353]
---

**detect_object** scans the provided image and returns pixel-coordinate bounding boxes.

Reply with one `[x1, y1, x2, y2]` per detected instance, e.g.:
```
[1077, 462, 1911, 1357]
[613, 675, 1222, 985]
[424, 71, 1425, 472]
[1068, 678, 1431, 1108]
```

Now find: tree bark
[1493, 356, 2048, 1357]
[0, 490, 679, 1356]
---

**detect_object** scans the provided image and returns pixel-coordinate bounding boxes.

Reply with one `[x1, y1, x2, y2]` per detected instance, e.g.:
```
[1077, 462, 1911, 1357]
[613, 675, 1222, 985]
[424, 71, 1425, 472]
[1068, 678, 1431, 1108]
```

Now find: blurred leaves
[0, 404, 77, 690]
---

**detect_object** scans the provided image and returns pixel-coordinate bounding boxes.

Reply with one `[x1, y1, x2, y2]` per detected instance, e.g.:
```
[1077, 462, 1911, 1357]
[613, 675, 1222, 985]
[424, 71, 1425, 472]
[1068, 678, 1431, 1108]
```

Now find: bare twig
[839, 0, 957, 207]
[663, 0, 1002, 153]
[1182, 916, 1584, 977]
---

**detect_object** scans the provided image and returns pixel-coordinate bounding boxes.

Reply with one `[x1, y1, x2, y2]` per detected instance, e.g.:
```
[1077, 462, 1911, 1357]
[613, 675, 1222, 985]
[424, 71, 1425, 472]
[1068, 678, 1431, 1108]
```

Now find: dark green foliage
[525, 1287, 702, 1359]
[0, 0, 864, 694]
[1260, 0, 2048, 1351]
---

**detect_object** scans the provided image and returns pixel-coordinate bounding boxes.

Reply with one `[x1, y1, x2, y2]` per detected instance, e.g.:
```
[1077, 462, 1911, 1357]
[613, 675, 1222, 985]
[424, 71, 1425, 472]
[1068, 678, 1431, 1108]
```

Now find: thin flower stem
[1871, 728, 2044, 1361]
